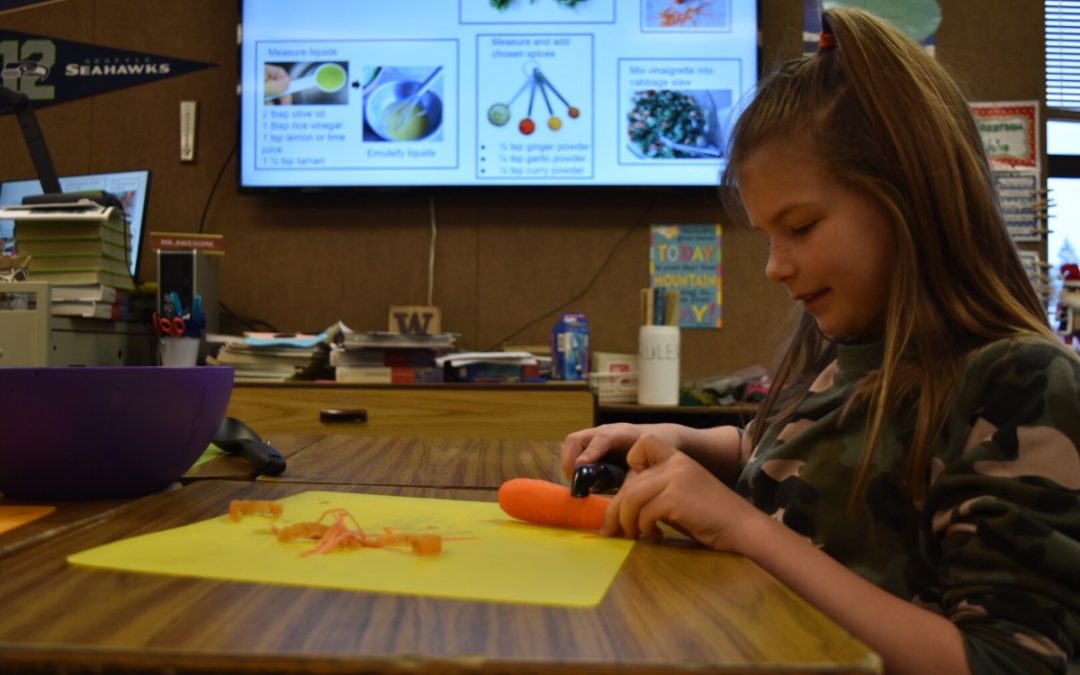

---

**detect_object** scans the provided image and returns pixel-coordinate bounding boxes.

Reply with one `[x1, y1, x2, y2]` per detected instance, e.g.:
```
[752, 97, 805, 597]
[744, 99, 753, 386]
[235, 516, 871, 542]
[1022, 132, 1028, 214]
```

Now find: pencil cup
[637, 325, 680, 405]
[159, 337, 200, 367]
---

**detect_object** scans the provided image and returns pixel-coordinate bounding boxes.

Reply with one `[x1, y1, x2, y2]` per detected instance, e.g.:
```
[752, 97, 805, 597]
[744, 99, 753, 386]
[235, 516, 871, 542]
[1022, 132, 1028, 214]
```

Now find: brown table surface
[253, 435, 566, 489]
[0, 437, 880, 675]
[0, 495, 136, 561]
[183, 433, 324, 481]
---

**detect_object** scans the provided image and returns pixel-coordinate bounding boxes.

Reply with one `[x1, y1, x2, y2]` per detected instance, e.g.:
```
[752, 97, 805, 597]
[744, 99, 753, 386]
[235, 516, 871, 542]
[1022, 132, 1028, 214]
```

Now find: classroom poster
[649, 223, 722, 328]
[994, 170, 1045, 243]
[970, 101, 1040, 172]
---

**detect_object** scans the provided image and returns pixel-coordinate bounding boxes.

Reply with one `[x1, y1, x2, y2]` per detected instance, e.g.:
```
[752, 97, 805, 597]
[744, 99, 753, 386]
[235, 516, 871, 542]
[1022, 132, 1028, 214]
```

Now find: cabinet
[226, 382, 596, 441]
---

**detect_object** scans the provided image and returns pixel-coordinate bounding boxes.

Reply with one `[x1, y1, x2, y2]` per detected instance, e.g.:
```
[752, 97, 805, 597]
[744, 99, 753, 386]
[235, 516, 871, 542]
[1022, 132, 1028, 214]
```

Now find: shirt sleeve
[924, 338, 1080, 675]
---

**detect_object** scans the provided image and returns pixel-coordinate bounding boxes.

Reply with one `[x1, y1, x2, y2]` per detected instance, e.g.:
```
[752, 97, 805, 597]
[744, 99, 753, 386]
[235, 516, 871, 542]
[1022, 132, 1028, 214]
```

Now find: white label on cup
[637, 325, 680, 405]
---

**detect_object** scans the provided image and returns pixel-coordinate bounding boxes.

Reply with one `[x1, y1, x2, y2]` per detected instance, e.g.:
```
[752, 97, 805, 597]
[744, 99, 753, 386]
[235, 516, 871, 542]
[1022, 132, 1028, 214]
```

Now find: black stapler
[570, 461, 627, 498]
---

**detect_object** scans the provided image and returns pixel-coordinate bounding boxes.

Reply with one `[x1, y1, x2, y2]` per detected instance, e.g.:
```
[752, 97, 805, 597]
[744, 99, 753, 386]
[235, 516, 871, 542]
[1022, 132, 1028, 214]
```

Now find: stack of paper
[207, 333, 325, 383]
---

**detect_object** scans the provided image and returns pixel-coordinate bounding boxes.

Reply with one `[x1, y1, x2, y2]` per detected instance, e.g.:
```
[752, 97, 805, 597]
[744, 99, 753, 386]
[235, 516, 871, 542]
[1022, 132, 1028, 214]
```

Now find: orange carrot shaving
[410, 534, 442, 556]
[271, 521, 330, 542]
[243, 505, 449, 557]
[498, 478, 611, 531]
[228, 499, 283, 522]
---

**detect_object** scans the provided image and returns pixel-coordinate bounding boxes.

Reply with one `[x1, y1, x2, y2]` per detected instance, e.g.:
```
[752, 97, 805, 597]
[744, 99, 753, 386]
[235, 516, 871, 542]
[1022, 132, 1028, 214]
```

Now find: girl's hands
[602, 434, 767, 553]
[560, 423, 660, 478]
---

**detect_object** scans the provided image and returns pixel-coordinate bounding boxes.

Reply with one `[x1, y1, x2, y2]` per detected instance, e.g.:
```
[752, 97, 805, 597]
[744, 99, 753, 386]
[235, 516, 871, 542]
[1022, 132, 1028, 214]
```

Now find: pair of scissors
[154, 311, 186, 337]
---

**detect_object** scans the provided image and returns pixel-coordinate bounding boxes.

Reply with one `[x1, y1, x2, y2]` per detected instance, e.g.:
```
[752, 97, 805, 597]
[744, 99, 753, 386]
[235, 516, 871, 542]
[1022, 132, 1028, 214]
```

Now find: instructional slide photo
[263, 61, 350, 105]
[626, 89, 727, 159]
[363, 66, 445, 142]
[641, 0, 732, 31]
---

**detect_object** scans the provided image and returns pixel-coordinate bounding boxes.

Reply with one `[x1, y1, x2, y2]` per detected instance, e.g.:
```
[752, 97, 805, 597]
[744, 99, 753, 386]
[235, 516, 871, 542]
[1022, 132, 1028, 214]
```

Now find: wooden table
[182, 433, 323, 481]
[0, 436, 880, 674]
[0, 496, 134, 560]
[254, 435, 566, 489]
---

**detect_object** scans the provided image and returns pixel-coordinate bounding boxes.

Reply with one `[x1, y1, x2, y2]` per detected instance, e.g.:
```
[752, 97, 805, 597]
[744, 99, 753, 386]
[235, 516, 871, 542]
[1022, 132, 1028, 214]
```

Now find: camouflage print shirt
[735, 335, 1080, 675]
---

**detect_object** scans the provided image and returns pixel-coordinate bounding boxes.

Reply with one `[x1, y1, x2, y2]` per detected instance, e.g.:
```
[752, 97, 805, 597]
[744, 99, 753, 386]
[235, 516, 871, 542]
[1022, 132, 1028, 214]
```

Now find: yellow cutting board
[68, 490, 633, 607]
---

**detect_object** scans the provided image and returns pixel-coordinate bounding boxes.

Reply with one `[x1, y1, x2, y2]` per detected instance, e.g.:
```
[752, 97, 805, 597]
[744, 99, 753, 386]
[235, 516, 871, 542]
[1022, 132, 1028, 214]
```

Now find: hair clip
[819, 30, 837, 51]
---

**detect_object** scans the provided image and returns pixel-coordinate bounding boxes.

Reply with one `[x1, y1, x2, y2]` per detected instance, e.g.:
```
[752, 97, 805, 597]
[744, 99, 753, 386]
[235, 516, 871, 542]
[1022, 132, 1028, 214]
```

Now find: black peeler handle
[234, 439, 287, 476]
[570, 462, 627, 498]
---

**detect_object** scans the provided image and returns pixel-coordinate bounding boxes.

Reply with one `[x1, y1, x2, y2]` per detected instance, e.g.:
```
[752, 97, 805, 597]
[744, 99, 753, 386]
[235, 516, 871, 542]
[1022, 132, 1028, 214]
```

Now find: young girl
[561, 9, 1079, 675]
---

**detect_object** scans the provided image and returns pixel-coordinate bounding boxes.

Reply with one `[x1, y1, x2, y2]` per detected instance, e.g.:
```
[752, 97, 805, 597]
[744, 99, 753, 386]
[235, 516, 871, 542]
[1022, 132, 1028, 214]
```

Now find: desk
[0, 436, 879, 674]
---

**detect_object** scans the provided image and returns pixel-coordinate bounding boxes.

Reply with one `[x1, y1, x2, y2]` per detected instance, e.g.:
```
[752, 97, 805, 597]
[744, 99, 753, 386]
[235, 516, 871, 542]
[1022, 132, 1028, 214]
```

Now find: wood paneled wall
[0, 0, 1043, 377]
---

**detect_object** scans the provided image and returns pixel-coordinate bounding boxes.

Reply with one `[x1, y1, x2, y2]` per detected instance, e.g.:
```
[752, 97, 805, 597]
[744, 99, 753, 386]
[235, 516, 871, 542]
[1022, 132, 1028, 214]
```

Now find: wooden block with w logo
[388, 305, 441, 335]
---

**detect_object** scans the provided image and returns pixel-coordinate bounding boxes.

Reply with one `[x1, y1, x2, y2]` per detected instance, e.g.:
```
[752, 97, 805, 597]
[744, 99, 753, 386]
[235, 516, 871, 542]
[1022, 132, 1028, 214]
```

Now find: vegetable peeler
[570, 462, 627, 498]
[211, 417, 287, 476]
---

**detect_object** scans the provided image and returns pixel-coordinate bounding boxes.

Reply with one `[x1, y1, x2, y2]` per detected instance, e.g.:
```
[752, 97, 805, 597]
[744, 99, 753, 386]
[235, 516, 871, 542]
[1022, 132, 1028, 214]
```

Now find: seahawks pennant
[0, 29, 214, 112]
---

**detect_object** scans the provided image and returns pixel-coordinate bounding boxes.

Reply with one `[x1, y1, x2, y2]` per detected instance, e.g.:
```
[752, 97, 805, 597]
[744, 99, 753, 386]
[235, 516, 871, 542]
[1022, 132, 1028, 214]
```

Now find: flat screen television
[0, 169, 151, 280]
[238, 0, 758, 189]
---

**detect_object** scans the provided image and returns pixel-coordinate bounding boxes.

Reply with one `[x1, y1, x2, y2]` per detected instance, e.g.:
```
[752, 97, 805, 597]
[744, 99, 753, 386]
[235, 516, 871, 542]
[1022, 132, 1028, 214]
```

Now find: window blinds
[1048, 0, 1080, 111]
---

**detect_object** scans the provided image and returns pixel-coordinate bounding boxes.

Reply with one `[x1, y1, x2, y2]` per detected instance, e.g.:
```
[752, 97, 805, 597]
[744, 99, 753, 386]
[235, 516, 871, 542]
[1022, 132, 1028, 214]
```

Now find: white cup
[637, 325, 680, 405]
[160, 337, 200, 367]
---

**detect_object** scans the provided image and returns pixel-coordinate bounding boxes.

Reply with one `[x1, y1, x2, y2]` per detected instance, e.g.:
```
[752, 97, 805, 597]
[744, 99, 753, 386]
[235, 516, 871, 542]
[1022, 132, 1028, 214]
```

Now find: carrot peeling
[228, 499, 283, 522]
[231, 503, 448, 557]
[410, 534, 443, 556]
[498, 478, 611, 531]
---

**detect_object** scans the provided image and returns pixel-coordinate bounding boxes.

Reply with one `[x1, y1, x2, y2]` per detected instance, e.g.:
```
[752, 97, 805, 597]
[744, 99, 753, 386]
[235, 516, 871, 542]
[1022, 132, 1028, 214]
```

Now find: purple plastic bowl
[0, 367, 233, 501]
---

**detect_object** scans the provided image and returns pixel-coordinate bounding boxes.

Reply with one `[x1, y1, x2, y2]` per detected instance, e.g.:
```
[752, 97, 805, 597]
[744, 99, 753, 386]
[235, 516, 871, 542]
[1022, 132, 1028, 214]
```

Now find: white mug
[637, 325, 680, 405]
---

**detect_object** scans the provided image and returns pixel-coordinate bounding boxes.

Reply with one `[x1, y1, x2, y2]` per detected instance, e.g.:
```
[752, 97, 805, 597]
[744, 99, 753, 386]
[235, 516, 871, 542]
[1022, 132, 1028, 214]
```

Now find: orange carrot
[498, 478, 611, 531]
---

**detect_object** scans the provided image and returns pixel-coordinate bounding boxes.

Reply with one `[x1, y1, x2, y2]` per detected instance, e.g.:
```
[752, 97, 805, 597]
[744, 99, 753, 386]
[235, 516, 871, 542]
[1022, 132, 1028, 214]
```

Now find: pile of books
[208, 336, 323, 383]
[332, 331, 457, 384]
[2, 199, 134, 319]
[50, 283, 130, 320]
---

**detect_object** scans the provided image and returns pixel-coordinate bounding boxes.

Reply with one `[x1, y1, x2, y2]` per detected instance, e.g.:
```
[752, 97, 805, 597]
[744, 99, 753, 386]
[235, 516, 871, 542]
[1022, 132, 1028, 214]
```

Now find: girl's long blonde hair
[722, 8, 1054, 508]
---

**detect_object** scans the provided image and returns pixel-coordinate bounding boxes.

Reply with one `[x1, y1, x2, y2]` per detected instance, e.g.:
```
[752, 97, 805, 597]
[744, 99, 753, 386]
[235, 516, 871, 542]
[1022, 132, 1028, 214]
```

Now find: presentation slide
[239, 0, 757, 188]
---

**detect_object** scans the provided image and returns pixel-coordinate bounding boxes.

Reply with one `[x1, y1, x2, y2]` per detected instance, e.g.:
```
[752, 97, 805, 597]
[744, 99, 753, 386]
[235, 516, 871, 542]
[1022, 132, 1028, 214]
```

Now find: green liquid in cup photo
[316, 64, 346, 92]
